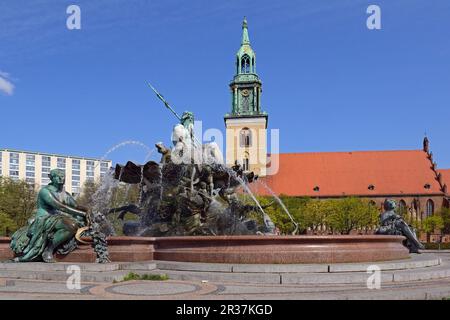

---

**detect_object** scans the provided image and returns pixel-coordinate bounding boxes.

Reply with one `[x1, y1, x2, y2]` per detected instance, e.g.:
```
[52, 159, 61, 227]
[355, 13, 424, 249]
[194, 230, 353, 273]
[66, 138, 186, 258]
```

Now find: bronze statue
[10, 169, 87, 262]
[9, 169, 110, 263]
[376, 199, 424, 253]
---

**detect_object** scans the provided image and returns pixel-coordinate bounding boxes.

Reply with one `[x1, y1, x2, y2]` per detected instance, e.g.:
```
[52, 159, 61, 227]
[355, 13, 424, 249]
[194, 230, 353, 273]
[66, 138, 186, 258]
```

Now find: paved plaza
[1, 252, 450, 300]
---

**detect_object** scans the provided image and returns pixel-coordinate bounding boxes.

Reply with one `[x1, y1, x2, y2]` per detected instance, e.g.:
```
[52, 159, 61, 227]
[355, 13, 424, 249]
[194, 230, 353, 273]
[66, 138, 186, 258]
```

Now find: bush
[118, 272, 169, 282]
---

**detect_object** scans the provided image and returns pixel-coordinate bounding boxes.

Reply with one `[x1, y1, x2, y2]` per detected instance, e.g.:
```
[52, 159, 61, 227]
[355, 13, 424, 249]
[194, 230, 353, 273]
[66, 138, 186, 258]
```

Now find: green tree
[421, 215, 444, 236]
[260, 196, 380, 235]
[325, 198, 379, 235]
[0, 211, 17, 236]
[257, 195, 310, 234]
[0, 177, 37, 230]
[438, 207, 450, 235]
[304, 199, 335, 233]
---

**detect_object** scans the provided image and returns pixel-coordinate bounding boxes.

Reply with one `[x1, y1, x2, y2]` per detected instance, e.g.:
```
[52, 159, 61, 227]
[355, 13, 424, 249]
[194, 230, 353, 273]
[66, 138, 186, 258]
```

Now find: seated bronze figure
[376, 199, 425, 253]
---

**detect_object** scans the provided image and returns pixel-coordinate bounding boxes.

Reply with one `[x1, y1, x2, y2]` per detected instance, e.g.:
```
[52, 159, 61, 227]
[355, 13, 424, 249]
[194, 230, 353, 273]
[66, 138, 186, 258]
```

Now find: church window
[240, 128, 252, 147]
[242, 151, 250, 171]
[243, 158, 249, 171]
[398, 200, 407, 216]
[241, 55, 251, 73]
[426, 199, 434, 217]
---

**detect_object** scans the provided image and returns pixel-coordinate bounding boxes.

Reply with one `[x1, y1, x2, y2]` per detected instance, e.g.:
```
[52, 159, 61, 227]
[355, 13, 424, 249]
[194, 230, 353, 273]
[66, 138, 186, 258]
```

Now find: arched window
[241, 55, 250, 73]
[398, 200, 407, 217]
[426, 199, 434, 217]
[242, 151, 250, 171]
[240, 128, 252, 147]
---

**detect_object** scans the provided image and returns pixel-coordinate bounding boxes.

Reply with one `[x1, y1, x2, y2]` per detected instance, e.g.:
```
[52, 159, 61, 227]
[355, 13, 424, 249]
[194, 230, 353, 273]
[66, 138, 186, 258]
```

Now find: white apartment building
[0, 149, 112, 196]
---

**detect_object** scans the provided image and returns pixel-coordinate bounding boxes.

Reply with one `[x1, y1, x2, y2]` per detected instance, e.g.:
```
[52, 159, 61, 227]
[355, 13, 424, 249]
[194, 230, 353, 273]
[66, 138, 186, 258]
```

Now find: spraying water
[256, 179, 299, 235]
[95, 140, 155, 169]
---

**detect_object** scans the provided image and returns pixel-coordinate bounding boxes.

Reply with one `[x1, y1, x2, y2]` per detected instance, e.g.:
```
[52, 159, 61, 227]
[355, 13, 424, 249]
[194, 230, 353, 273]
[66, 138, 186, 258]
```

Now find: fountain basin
[0, 235, 409, 264]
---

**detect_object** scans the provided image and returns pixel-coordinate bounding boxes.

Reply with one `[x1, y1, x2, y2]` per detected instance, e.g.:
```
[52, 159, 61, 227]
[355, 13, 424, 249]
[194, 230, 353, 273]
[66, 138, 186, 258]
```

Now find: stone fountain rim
[1, 235, 406, 243]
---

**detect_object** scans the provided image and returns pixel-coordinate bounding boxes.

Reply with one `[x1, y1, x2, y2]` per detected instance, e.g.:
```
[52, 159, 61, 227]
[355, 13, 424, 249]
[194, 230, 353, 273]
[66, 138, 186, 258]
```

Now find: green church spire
[241, 17, 250, 45]
[236, 17, 256, 75]
[224, 18, 267, 119]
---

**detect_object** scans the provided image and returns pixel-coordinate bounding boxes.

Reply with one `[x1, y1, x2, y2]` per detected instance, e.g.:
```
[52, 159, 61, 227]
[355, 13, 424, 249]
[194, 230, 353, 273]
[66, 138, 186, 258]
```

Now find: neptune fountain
[0, 86, 421, 264]
[110, 109, 276, 237]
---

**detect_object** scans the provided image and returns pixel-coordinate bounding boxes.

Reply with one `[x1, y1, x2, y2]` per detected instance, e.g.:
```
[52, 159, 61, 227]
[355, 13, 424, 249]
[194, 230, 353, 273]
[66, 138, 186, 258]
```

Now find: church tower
[225, 18, 268, 176]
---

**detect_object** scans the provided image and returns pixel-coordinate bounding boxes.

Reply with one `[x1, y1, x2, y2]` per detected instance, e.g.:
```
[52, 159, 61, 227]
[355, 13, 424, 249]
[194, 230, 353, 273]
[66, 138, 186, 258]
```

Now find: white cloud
[0, 71, 15, 95]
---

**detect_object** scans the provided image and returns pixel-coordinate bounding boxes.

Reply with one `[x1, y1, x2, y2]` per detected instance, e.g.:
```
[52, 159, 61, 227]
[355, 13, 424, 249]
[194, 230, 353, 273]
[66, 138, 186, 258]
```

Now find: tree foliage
[421, 215, 444, 234]
[0, 211, 17, 236]
[438, 207, 450, 234]
[256, 195, 380, 235]
[0, 177, 37, 232]
[325, 197, 379, 234]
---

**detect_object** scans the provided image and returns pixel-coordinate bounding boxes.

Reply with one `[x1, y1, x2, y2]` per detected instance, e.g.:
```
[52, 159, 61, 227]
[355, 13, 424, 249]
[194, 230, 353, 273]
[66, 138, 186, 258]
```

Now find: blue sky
[0, 0, 449, 167]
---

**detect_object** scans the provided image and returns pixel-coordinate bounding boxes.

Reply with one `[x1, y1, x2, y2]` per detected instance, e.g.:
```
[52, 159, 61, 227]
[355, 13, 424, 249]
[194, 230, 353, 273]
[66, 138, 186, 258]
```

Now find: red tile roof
[438, 169, 450, 190]
[256, 150, 444, 197]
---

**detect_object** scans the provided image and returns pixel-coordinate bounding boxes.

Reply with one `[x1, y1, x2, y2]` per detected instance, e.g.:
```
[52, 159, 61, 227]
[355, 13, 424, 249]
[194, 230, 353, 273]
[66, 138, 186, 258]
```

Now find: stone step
[0, 256, 447, 285]
[152, 254, 440, 274]
[0, 261, 158, 272]
[150, 262, 450, 285]
[0, 269, 130, 283]
[0, 262, 122, 272]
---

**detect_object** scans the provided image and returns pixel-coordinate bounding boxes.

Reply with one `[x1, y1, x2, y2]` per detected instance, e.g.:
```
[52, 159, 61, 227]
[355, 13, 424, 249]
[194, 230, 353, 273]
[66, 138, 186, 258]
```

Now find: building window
[426, 199, 434, 217]
[72, 170, 80, 176]
[57, 158, 66, 169]
[241, 54, 251, 73]
[72, 175, 80, 181]
[42, 156, 51, 167]
[26, 154, 35, 166]
[26, 178, 35, 184]
[26, 171, 35, 177]
[240, 128, 252, 147]
[242, 151, 250, 171]
[72, 187, 80, 195]
[398, 200, 407, 217]
[72, 159, 81, 170]
[86, 160, 95, 180]
[100, 162, 109, 172]
[9, 153, 20, 178]
[9, 152, 19, 165]
[9, 170, 19, 177]
[242, 158, 249, 171]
